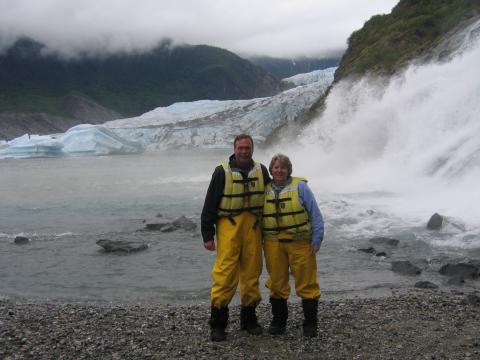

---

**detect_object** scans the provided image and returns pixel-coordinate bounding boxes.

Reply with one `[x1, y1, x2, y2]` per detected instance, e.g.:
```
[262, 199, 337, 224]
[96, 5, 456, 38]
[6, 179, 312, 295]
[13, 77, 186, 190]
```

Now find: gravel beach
[1, 290, 479, 359]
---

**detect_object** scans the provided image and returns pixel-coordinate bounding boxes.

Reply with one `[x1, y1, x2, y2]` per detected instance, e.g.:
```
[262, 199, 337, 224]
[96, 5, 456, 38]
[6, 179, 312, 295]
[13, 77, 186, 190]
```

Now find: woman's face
[271, 160, 289, 185]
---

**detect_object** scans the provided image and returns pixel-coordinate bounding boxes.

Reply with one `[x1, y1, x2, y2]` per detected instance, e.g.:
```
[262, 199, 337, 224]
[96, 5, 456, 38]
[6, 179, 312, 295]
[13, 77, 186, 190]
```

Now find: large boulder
[358, 246, 388, 257]
[414, 281, 438, 289]
[427, 213, 443, 230]
[391, 261, 422, 276]
[439, 262, 479, 279]
[462, 293, 480, 306]
[145, 219, 172, 231]
[96, 239, 148, 253]
[14, 236, 30, 245]
[358, 246, 376, 254]
[172, 216, 197, 231]
[369, 237, 400, 246]
[447, 275, 465, 286]
[144, 216, 196, 232]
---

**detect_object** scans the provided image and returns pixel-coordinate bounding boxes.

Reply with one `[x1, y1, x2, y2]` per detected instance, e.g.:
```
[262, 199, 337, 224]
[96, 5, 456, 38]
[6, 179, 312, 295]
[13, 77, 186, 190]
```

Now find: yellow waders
[264, 238, 320, 300]
[211, 211, 263, 308]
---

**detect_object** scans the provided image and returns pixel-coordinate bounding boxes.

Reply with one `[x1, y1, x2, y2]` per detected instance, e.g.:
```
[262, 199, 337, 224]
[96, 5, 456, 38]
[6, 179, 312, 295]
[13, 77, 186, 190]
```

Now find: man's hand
[311, 244, 320, 254]
[204, 240, 216, 251]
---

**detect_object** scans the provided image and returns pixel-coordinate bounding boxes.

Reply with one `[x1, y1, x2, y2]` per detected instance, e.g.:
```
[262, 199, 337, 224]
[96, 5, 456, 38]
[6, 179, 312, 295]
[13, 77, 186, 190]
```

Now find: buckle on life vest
[278, 239, 293, 243]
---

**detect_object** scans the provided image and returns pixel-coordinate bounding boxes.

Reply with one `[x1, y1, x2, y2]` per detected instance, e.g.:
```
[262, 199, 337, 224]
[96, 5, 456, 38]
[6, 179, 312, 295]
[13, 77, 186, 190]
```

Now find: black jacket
[201, 154, 270, 242]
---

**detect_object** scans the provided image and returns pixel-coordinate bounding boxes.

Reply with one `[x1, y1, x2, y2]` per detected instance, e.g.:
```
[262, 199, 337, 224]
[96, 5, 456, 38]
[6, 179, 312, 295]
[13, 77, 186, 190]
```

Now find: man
[201, 134, 270, 342]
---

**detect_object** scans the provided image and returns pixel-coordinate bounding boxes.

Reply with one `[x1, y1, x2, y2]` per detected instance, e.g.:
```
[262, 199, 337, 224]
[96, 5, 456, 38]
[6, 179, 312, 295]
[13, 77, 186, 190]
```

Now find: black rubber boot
[302, 299, 318, 338]
[268, 297, 288, 335]
[240, 305, 263, 335]
[209, 306, 229, 341]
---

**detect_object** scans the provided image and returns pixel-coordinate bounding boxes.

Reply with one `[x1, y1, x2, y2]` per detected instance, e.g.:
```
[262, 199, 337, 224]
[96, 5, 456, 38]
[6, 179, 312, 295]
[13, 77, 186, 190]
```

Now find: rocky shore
[1, 290, 479, 359]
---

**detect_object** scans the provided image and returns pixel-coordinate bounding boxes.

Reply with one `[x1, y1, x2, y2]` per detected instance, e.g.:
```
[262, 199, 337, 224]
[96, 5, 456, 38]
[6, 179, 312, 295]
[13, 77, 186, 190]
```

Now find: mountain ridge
[0, 38, 284, 139]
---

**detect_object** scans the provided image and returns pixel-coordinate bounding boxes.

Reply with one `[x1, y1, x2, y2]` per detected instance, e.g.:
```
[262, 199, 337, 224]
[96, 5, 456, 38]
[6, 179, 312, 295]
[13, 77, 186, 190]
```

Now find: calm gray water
[1, 150, 478, 304]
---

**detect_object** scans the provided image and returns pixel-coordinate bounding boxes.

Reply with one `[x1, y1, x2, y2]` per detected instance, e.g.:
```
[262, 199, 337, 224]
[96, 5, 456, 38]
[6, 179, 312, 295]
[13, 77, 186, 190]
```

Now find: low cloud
[0, 0, 397, 57]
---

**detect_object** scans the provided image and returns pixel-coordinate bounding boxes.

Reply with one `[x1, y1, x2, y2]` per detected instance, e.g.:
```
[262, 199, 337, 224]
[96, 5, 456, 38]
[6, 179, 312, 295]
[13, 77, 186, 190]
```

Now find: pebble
[0, 291, 479, 359]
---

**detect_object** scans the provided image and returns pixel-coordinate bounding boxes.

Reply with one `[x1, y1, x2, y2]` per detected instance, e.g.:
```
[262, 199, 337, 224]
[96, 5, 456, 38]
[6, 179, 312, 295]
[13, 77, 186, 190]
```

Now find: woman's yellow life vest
[263, 177, 312, 241]
[217, 161, 265, 218]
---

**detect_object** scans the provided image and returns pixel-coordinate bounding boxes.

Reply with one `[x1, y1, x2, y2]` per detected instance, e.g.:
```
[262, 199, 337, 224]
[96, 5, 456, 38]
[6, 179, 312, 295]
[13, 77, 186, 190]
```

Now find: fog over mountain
[0, 0, 397, 58]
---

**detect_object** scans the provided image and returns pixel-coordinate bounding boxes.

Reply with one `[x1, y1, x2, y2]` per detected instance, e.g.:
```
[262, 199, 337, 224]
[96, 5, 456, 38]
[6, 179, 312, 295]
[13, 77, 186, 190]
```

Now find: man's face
[234, 138, 253, 166]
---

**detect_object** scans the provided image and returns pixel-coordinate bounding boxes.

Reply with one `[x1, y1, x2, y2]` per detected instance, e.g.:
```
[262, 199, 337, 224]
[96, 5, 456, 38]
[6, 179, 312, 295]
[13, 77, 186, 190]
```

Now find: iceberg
[0, 125, 143, 159]
[61, 124, 143, 155]
[0, 134, 63, 159]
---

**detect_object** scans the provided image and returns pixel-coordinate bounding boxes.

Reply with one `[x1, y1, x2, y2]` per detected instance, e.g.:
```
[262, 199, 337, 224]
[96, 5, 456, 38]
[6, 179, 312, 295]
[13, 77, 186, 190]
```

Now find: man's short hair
[269, 153, 293, 176]
[233, 134, 254, 149]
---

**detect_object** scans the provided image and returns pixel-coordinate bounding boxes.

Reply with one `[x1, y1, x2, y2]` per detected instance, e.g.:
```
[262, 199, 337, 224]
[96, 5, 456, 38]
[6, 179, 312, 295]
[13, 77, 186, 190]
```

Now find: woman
[262, 153, 324, 337]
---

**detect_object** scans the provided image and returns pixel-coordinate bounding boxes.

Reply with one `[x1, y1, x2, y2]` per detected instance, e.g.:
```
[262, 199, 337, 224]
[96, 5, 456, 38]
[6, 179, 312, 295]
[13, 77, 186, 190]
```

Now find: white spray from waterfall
[274, 22, 480, 248]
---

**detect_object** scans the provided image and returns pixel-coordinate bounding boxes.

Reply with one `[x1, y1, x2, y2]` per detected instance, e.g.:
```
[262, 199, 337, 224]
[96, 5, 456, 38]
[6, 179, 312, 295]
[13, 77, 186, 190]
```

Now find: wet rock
[358, 247, 388, 257]
[462, 293, 480, 306]
[144, 216, 196, 232]
[415, 281, 438, 289]
[439, 263, 479, 279]
[391, 261, 422, 275]
[160, 225, 176, 233]
[369, 237, 399, 246]
[14, 236, 30, 245]
[172, 216, 197, 231]
[427, 213, 443, 230]
[96, 239, 148, 253]
[358, 247, 376, 254]
[447, 275, 465, 286]
[144, 219, 171, 231]
[145, 223, 166, 230]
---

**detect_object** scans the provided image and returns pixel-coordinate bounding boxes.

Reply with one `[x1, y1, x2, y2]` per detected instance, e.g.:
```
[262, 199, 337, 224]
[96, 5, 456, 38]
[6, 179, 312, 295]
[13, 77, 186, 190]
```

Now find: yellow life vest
[218, 160, 265, 218]
[263, 177, 312, 241]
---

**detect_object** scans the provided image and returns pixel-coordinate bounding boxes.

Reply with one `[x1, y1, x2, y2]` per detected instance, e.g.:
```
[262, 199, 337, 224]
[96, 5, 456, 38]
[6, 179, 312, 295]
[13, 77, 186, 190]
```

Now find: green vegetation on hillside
[0, 39, 281, 118]
[335, 0, 480, 80]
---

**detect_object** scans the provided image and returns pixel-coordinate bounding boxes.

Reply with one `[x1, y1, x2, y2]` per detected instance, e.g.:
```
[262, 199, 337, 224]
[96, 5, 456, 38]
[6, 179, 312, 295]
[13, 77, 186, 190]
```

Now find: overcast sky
[0, 0, 398, 58]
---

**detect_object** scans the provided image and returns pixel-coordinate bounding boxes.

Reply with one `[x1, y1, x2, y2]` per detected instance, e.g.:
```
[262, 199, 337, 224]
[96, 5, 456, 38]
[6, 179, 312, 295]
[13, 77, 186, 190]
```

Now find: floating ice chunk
[61, 124, 143, 155]
[0, 134, 63, 159]
[0, 125, 143, 159]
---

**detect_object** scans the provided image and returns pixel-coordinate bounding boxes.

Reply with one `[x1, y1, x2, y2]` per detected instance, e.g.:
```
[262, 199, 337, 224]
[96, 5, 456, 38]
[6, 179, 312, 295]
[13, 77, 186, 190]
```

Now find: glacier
[282, 67, 336, 87]
[0, 67, 335, 158]
[104, 67, 335, 149]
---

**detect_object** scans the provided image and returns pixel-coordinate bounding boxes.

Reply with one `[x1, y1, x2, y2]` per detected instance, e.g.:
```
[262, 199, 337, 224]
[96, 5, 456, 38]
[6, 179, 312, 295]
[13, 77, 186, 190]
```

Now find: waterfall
[276, 20, 480, 248]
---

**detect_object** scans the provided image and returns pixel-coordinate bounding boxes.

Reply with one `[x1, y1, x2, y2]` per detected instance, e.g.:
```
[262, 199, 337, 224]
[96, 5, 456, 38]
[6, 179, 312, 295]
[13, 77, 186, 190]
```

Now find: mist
[282, 26, 480, 233]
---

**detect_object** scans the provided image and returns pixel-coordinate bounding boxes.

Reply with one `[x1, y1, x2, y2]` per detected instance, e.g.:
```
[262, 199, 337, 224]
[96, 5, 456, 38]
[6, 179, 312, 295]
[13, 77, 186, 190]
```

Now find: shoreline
[2, 290, 479, 359]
